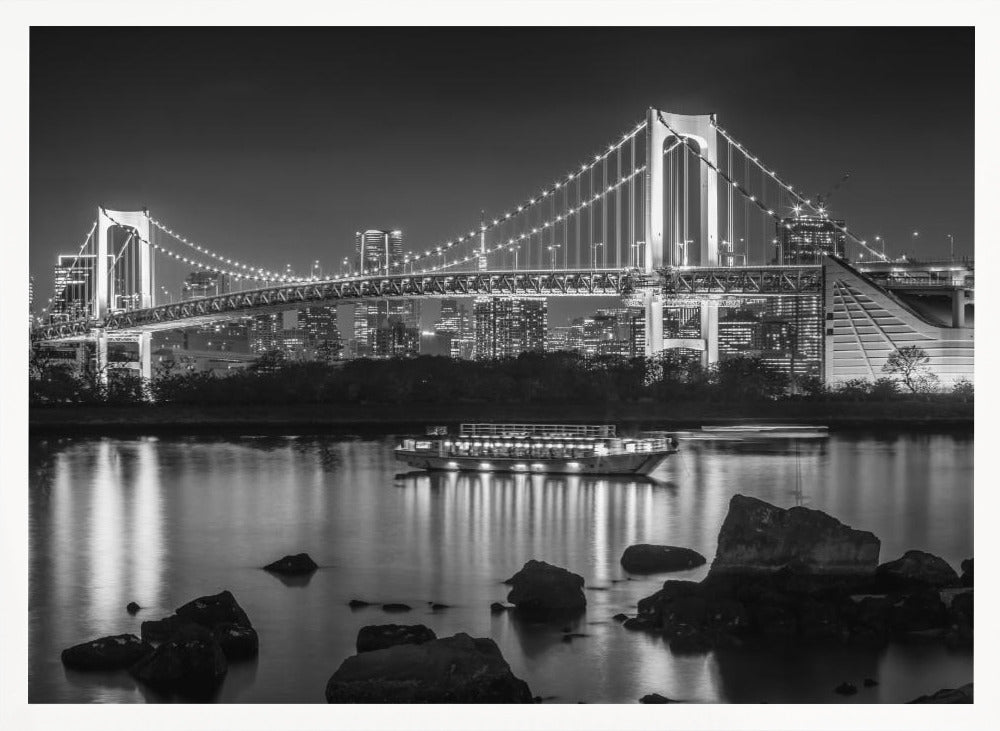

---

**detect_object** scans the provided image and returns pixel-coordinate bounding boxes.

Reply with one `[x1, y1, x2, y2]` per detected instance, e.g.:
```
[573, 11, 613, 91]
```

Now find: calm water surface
[28, 430, 973, 703]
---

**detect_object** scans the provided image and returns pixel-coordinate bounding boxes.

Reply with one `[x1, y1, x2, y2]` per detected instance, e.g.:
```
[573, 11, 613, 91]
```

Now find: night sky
[30, 27, 973, 325]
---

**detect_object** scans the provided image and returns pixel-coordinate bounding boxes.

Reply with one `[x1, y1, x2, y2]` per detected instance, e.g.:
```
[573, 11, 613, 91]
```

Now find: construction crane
[815, 173, 850, 217]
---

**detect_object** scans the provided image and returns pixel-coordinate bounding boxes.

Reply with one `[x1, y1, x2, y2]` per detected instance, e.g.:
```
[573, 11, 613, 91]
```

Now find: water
[28, 430, 973, 703]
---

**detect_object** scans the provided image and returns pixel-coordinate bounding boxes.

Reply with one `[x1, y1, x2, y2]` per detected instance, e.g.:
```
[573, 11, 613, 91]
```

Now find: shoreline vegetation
[30, 400, 972, 434]
[29, 352, 972, 434]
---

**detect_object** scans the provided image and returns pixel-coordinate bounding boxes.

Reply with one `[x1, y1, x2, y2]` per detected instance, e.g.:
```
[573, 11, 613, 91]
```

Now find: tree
[882, 346, 938, 393]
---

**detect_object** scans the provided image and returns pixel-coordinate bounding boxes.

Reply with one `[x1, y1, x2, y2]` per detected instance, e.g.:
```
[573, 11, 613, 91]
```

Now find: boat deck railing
[459, 423, 616, 438]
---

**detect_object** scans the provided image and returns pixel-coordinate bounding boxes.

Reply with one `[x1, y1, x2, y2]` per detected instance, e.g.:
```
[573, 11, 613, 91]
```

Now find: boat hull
[395, 450, 673, 476]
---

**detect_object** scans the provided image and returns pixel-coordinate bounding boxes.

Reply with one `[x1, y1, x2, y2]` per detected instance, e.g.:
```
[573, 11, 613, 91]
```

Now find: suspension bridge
[35, 106, 966, 384]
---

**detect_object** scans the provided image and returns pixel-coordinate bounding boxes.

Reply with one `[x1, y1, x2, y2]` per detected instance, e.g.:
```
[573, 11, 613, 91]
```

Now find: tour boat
[395, 423, 679, 476]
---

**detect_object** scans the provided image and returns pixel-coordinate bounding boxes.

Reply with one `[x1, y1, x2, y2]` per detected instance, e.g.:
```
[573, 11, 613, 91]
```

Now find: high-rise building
[249, 313, 282, 354]
[183, 271, 229, 300]
[473, 297, 547, 359]
[718, 307, 764, 357]
[351, 229, 420, 358]
[775, 214, 847, 264]
[297, 305, 342, 360]
[353, 300, 420, 358]
[355, 229, 404, 274]
[51, 254, 103, 320]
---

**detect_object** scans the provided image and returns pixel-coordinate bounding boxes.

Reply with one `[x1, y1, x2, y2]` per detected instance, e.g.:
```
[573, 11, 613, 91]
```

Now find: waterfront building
[473, 297, 547, 360]
[775, 213, 846, 264]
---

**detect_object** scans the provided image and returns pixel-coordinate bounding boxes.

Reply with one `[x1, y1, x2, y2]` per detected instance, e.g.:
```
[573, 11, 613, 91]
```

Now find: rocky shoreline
[59, 505, 973, 703]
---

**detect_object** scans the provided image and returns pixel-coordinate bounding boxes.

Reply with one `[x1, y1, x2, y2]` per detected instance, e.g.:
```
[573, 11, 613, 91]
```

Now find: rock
[834, 682, 858, 696]
[622, 616, 655, 631]
[175, 589, 253, 630]
[710, 495, 880, 577]
[960, 558, 973, 587]
[945, 590, 973, 648]
[612, 613, 629, 622]
[876, 550, 960, 591]
[126, 601, 141, 614]
[620, 544, 706, 574]
[349, 599, 372, 609]
[490, 602, 509, 614]
[213, 623, 259, 661]
[909, 683, 973, 703]
[430, 603, 449, 611]
[381, 603, 412, 612]
[141, 614, 195, 643]
[639, 693, 679, 703]
[61, 634, 153, 671]
[262, 553, 319, 575]
[356, 624, 437, 653]
[863, 678, 879, 688]
[505, 560, 586, 614]
[130, 624, 228, 700]
[325, 633, 533, 703]
[888, 589, 948, 634]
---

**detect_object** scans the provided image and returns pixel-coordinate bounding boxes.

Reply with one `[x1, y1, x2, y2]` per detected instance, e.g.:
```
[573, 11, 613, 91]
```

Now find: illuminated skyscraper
[776, 214, 846, 264]
[183, 271, 229, 300]
[351, 229, 419, 357]
[355, 229, 404, 274]
[249, 313, 282, 354]
[473, 297, 547, 359]
[297, 305, 342, 360]
[51, 254, 101, 319]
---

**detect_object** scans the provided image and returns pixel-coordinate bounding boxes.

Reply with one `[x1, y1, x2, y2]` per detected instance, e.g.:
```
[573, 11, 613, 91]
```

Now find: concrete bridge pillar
[644, 108, 719, 271]
[952, 290, 967, 328]
[643, 290, 664, 357]
[700, 300, 719, 367]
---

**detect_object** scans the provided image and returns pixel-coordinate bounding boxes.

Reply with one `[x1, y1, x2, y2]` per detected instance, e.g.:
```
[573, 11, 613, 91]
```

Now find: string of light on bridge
[148, 216, 294, 282]
[391, 134, 685, 275]
[407, 162, 653, 274]
[710, 119, 887, 261]
[380, 119, 650, 275]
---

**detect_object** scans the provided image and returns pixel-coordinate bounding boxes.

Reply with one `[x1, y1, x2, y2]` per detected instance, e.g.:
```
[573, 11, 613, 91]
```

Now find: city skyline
[29, 27, 973, 324]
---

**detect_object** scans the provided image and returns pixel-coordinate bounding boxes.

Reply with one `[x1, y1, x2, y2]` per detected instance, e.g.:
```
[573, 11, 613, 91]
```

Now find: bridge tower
[95, 207, 154, 381]
[642, 108, 720, 358]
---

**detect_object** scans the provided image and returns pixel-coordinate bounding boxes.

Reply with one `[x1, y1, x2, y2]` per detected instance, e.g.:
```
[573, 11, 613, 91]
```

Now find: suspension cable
[712, 120, 886, 261]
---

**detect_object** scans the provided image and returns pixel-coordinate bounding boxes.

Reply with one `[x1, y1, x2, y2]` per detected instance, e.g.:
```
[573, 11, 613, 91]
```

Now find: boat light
[531, 463, 545, 471]
[568, 462, 581, 469]
[446, 461, 458, 470]
[514, 463, 527, 471]
[479, 462, 492, 471]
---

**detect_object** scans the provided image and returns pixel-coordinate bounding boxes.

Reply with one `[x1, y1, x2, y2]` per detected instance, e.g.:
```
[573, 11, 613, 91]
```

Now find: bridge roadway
[33, 265, 826, 342]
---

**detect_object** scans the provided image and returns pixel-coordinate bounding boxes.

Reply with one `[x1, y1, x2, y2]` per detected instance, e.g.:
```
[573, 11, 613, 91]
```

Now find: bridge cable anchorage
[710, 119, 887, 262]
[393, 118, 649, 274]
[414, 161, 657, 275]
[147, 215, 300, 282]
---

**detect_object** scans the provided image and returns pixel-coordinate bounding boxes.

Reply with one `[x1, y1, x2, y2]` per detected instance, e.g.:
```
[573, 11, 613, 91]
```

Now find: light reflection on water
[29, 431, 973, 703]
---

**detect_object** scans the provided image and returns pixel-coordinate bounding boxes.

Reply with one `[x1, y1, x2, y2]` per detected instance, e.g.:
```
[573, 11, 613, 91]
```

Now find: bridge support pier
[94, 329, 108, 386]
[643, 290, 663, 357]
[138, 332, 152, 382]
[952, 290, 967, 328]
[700, 300, 719, 367]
